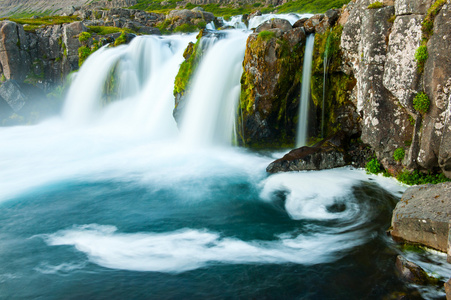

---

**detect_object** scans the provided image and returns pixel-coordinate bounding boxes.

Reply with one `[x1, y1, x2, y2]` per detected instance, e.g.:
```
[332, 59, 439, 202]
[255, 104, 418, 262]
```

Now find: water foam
[41, 223, 371, 273]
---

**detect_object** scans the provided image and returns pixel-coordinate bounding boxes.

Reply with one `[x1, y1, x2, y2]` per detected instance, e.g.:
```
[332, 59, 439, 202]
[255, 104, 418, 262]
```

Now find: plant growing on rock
[365, 158, 382, 174]
[79, 32, 91, 43]
[367, 2, 384, 9]
[413, 92, 430, 114]
[393, 148, 405, 162]
[257, 30, 276, 41]
[414, 44, 428, 72]
[397, 170, 450, 185]
[114, 32, 127, 47]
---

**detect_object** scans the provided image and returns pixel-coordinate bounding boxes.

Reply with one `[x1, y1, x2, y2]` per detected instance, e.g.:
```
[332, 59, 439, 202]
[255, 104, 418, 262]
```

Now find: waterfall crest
[296, 34, 315, 147]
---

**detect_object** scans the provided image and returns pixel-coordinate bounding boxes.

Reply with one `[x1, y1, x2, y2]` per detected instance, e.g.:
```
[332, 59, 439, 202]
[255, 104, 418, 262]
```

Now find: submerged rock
[391, 182, 451, 252]
[395, 255, 441, 286]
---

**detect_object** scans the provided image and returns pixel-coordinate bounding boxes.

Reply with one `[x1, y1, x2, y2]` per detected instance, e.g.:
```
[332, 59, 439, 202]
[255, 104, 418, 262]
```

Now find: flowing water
[0, 18, 445, 300]
[296, 34, 315, 147]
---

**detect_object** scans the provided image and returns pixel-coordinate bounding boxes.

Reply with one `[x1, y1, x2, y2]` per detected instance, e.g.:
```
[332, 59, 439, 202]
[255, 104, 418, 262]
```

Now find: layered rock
[391, 182, 451, 252]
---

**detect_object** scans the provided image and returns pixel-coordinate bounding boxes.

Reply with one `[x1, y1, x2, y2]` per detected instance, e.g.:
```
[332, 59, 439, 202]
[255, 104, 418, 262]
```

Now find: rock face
[391, 182, 451, 252]
[237, 19, 306, 147]
[445, 278, 451, 300]
[341, 0, 451, 178]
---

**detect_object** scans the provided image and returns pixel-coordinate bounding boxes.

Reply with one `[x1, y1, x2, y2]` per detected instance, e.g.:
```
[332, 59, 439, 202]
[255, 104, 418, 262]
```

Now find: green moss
[276, 0, 349, 13]
[79, 32, 92, 43]
[388, 15, 396, 23]
[414, 44, 428, 73]
[367, 1, 384, 9]
[413, 92, 430, 114]
[114, 32, 127, 47]
[78, 46, 92, 66]
[257, 30, 276, 41]
[88, 26, 125, 35]
[397, 170, 450, 185]
[422, 0, 447, 39]
[0, 74, 6, 83]
[1, 15, 80, 32]
[393, 147, 405, 162]
[173, 33, 204, 96]
[173, 23, 198, 33]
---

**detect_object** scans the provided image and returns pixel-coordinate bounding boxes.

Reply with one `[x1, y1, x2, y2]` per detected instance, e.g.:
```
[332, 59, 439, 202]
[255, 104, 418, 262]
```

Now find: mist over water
[0, 17, 428, 299]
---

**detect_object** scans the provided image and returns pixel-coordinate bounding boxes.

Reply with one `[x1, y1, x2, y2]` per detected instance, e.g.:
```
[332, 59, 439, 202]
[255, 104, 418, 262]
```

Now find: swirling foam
[41, 224, 370, 273]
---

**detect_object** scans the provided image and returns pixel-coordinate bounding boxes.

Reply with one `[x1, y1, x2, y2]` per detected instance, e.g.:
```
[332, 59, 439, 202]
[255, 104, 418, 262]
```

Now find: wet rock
[0, 93, 13, 119]
[238, 25, 306, 147]
[395, 255, 435, 285]
[391, 182, 451, 252]
[445, 278, 451, 299]
[448, 221, 451, 263]
[63, 21, 88, 70]
[266, 133, 348, 173]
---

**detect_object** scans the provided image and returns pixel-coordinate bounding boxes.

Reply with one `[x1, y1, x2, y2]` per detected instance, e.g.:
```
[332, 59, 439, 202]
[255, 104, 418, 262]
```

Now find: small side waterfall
[296, 34, 315, 147]
[180, 31, 248, 146]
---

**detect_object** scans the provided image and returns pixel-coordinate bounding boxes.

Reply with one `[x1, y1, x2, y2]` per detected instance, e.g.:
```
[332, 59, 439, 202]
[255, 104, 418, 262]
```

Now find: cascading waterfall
[296, 34, 315, 147]
[180, 30, 249, 146]
[321, 32, 332, 138]
[63, 34, 195, 137]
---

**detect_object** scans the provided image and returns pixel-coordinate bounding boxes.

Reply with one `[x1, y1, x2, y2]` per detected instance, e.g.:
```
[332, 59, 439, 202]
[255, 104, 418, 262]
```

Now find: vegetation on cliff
[0, 15, 80, 32]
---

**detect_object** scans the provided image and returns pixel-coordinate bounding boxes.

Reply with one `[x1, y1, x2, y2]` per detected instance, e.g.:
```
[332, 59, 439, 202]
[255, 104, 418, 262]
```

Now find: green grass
[276, 0, 349, 13]
[257, 30, 276, 41]
[88, 25, 135, 35]
[397, 170, 450, 185]
[0, 15, 80, 32]
[414, 44, 428, 72]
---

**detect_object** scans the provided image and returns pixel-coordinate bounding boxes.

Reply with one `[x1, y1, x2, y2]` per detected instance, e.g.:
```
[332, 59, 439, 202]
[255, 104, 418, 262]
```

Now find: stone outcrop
[391, 182, 451, 252]
[445, 278, 451, 300]
[237, 18, 306, 147]
[395, 255, 438, 285]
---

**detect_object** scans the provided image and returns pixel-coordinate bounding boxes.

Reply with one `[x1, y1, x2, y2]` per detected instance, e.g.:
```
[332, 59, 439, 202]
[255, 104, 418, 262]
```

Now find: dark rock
[0, 80, 29, 112]
[448, 221, 451, 263]
[266, 132, 349, 173]
[395, 255, 435, 285]
[391, 182, 451, 252]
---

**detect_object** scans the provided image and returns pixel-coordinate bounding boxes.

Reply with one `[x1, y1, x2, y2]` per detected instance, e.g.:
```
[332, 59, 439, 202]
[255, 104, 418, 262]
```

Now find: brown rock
[445, 278, 451, 300]
[395, 255, 433, 285]
[391, 182, 451, 252]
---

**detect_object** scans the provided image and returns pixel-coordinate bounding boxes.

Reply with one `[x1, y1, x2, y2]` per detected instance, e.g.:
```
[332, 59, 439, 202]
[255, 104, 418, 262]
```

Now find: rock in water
[391, 182, 451, 252]
[395, 255, 437, 285]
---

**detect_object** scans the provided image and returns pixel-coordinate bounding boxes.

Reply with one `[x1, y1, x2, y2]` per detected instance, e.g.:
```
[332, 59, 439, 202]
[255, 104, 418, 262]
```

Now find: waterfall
[62, 35, 195, 138]
[180, 30, 248, 146]
[322, 44, 328, 139]
[296, 34, 315, 147]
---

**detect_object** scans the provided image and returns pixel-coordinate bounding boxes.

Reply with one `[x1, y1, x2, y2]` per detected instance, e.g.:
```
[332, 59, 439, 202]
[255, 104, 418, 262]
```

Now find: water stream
[296, 34, 315, 147]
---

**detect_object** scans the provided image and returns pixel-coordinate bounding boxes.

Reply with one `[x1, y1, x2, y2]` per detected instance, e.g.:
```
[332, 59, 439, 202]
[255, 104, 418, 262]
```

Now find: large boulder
[395, 255, 438, 285]
[63, 22, 88, 71]
[237, 22, 306, 147]
[266, 133, 348, 173]
[391, 182, 451, 252]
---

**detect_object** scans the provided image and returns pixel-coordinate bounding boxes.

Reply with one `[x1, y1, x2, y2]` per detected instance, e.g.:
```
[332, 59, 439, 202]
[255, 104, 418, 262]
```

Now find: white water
[180, 30, 248, 146]
[296, 34, 315, 147]
[221, 13, 312, 30]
